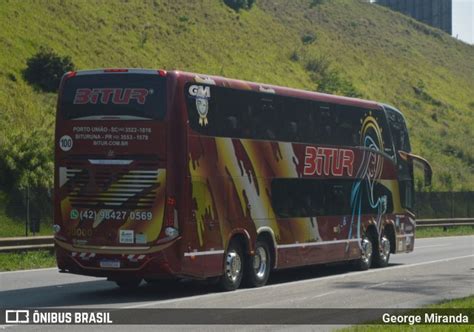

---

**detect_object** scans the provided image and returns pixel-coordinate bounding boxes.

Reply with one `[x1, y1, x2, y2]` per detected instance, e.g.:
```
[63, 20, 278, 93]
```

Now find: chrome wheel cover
[380, 236, 390, 262]
[225, 250, 242, 283]
[361, 238, 373, 265]
[253, 246, 267, 280]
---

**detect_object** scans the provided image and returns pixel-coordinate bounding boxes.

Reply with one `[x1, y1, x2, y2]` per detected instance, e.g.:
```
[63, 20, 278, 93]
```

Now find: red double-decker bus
[54, 69, 431, 290]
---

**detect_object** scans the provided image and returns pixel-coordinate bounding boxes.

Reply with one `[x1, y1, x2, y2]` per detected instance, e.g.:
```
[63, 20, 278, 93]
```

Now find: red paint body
[54, 69, 418, 282]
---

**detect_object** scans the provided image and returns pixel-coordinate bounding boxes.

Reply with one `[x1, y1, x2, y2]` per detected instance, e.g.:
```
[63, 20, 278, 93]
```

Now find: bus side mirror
[398, 151, 432, 187]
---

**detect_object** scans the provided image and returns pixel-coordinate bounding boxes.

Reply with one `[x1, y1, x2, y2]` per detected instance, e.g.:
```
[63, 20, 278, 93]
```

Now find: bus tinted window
[60, 74, 167, 120]
[384, 106, 414, 210]
[385, 107, 411, 153]
[271, 178, 393, 218]
[186, 84, 394, 155]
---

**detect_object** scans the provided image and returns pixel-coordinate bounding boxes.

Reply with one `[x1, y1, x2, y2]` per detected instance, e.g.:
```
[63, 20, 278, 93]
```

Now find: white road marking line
[122, 254, 474, 309]
[415, 244, 449, 249]
[364, 282, 388, 289]
[0, 325, 14, 329]
[247, 290, 339, 308]
[310, 290, 338, 299]
[0, 267, 58, 275]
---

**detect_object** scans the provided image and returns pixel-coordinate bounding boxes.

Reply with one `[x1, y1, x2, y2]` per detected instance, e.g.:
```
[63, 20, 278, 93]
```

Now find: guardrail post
[25, 186, 29, 237]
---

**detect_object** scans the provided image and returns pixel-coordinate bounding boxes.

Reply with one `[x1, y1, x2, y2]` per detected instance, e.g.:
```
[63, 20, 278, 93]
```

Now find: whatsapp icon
[70, 209, 79, 220]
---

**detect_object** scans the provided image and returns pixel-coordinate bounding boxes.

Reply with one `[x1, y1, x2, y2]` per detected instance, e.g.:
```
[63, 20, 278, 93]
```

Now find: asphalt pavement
[1, 235, 473, 331]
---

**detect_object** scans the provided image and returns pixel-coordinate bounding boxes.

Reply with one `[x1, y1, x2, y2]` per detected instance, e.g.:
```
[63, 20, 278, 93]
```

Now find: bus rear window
[59, 74, 166, 120]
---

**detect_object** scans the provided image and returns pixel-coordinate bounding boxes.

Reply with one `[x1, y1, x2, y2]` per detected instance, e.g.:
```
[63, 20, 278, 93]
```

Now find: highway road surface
[1, 235, 473, 331]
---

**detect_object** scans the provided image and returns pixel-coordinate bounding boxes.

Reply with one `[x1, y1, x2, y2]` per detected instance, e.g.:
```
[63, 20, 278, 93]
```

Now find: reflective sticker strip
[277, 239, 360, 249]
[75, 252, 96, 259]
[184, 250, 224, 257]
[127, 254, 146, 261]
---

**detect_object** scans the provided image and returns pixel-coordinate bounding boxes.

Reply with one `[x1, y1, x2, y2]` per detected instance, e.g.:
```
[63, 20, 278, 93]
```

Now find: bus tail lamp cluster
[157, 69, 167, 77]
[64, 71, 77, 80]
[164, 196, 178, 238]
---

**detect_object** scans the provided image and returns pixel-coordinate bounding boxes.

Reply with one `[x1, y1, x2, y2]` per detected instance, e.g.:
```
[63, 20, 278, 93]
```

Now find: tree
[23, 47, 75, 92]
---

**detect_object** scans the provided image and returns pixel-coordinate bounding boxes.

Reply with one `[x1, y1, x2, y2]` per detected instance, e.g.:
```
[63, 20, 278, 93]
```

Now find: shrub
[305, 55, 330, 75]
[23, 47, 75, 92]
[310, 0, 325, 8]
[290, 50, 300, 62]
[301, 32, 316, 45]
[223, 0, 255, 11]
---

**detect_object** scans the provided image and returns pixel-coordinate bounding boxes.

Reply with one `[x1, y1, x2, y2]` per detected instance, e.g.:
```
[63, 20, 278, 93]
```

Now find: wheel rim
[253, 246, 267, 280]
[361, 238, 373, 265]
[380, 236, 390, 261]
[225, 249, 242, 283]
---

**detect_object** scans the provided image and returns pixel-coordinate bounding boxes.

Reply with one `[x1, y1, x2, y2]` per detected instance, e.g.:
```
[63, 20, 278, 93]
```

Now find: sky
[452, 0, 474, 44]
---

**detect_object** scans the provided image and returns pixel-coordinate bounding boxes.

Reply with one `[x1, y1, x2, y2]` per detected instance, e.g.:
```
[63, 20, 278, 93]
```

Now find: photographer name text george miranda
[383, 312, 469, 325]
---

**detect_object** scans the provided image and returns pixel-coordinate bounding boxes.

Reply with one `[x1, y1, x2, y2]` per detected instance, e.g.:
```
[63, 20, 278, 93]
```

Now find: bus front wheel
[244, 239, 271, 287]
[219, 241, 244, 291]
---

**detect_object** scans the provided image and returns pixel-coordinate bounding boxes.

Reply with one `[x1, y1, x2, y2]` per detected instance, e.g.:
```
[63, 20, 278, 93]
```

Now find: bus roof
[69, 68, 383, 111]
[171, 70, 383, 111]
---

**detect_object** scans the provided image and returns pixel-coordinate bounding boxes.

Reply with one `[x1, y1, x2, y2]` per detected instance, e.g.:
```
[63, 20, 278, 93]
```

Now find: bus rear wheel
[219, 241, 244, 291]
[373, 233, 391, 268]
[244, 239, 271, 287]
[355, 233, 375, 271]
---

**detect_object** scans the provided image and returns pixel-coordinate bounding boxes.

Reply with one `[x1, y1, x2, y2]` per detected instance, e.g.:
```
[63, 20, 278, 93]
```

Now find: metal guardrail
[0, 219, 473, 253]
[0, 236, 54, 253]
[415, 218, 474, 228]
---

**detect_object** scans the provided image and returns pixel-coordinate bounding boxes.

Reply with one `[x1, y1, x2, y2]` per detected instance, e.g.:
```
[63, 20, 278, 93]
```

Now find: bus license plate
[100, 260, 121, 268]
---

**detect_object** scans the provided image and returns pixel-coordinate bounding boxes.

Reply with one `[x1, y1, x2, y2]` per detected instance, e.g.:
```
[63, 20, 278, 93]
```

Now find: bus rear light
[165, 196, 177, 228]
[64, 71, 76, 80]
[104, 68, 128, 73]
[157, 69, 167, 77]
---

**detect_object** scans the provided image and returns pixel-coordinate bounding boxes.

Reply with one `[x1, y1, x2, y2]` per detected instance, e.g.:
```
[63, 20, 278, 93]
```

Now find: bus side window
[271, 178, 359, 218]
[280, 97, 311, 143]
[255, 98, 279, 141]
[225, 116, 239, 138]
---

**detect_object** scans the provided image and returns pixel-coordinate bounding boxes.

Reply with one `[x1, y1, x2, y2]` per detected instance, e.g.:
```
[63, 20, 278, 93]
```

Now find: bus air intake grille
[65, 168, 160, 209]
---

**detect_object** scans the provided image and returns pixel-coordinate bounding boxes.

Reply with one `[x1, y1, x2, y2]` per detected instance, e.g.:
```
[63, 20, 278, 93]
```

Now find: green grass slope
[0, 0, 473, 203]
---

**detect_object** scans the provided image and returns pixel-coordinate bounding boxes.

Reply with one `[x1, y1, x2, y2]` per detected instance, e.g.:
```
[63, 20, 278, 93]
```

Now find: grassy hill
[0, 0, 473, 229]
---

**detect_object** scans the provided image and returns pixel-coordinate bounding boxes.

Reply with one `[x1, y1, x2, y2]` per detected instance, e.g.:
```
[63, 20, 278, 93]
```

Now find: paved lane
[0, 236, 472, 330]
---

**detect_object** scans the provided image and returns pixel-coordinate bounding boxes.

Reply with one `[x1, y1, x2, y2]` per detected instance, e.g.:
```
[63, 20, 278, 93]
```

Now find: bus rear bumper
[54, 240, 181, 279]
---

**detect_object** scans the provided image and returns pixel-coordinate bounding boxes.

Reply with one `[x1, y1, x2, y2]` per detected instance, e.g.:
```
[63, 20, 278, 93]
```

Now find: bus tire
[219, 240, 244, 291]
[114, 278, 142, 289]
[355, 232, 375, 271]
[244, 239, 271, 288]
[373, 231, 391, 268]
